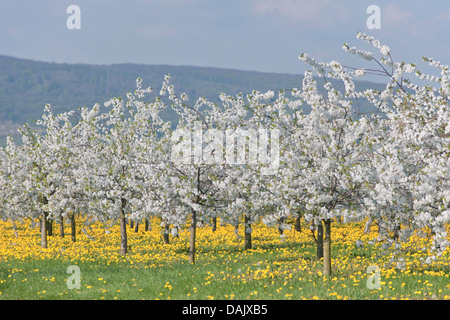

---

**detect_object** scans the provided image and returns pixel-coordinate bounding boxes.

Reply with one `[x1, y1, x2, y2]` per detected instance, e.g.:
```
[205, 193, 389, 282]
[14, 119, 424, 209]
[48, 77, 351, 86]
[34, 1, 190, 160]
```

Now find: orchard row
[1, 32, 449, 276]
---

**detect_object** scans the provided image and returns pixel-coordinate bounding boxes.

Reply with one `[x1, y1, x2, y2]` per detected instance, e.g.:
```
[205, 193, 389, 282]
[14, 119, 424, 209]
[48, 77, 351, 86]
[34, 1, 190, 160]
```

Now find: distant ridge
[0, 54, 385, 144]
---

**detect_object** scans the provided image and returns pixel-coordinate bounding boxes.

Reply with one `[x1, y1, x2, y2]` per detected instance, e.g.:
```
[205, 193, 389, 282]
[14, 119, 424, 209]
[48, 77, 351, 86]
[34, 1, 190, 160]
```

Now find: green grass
[1, 240, 449, 300]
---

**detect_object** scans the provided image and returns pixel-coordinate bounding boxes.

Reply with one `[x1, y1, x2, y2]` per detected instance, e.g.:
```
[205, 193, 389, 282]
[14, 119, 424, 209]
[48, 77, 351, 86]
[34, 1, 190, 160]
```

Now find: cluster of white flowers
[342, 43, 374, 61]
[0, 32, 448, 262]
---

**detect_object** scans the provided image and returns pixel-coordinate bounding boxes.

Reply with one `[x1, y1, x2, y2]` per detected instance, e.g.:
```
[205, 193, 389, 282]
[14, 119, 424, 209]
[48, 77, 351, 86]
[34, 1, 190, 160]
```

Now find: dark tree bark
[189, 210, 197, 264]
[163, 219, 170, 244]
[244, 214, 252, 250]
[40, 212, 48, 248]
[278, 217, 286, 235]
[47, 220, 53, 237]
[70, 212, 76, 243]
[294, 211, 302, 232]
[120, 198, 127, 255]
[189, 168, 201, 264]
[59, 213, 65, 238]
[323, 219, 332, 276]
[393, 224, 401, 242]
[316, 220, 324, 260]
[212, 217, 217, 232]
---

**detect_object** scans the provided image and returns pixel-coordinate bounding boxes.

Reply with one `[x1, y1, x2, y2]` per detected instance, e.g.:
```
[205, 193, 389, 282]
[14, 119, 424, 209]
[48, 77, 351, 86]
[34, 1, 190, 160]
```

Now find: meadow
[0, 217, 449, 300]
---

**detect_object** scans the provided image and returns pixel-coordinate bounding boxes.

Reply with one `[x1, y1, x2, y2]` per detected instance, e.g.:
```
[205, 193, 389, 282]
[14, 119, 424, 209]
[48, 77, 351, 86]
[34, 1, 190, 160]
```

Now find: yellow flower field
[0, 217, 449, 300]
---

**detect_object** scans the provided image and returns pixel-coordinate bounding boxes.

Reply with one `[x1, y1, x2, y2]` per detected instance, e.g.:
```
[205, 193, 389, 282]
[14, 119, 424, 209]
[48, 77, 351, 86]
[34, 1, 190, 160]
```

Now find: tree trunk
[59, 214, 65, 238]
[323, 219, 332, 276]
[144, 218, 149, 232]
[278, 217, 286, 235]
[41, 212, 48, 248]
[120, 198, 127, 255]
[212, 217, 217, 232]
[163, 219, 170, 244]
[295, 212, 302, 232]
[189, 210, 197, 264]
[189, 168, 201, 264]
[244, 214, 252, 250]
[47, 220, 53, 237]
[134, 221, 139, 233]
[393, 224, 400, 242]
[316, 220, 324, 260]
[70, 212, 76, 243]
[129, 220, 134, 229]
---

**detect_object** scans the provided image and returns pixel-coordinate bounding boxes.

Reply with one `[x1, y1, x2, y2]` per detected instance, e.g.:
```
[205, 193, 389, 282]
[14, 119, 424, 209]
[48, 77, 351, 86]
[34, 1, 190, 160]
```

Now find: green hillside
[0, 54, 385, 145]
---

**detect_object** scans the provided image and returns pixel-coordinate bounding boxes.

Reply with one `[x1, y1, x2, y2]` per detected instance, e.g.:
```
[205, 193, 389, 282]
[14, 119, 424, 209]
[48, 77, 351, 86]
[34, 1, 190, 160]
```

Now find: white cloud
[383, 4, 449, 39]
[410, 9, 450, 38]
[434, 9, 450, 23]
[383, 3, 412, 26]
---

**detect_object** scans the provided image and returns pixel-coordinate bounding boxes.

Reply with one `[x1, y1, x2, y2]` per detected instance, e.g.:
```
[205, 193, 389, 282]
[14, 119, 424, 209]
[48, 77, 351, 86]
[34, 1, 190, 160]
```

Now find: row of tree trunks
[39, 209, 161, 255]
[40, 206, 332, 275]
[40, 211, 77, 248]
[38, 208, 334, 276]
[120, 204, 154, 255]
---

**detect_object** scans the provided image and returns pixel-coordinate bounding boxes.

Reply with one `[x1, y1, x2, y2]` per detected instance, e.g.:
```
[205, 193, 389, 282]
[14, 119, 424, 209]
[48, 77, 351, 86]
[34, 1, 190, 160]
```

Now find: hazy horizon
[1, 0, 449, 83]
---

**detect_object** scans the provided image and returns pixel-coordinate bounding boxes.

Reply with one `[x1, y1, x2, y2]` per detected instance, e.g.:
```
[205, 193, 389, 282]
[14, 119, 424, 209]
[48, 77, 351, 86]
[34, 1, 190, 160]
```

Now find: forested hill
[0, 54, 385, 144]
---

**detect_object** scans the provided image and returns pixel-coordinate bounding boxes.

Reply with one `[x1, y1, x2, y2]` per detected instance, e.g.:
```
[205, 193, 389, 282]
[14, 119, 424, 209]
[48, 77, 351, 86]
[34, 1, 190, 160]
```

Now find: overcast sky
[1, 0, 449, 81]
